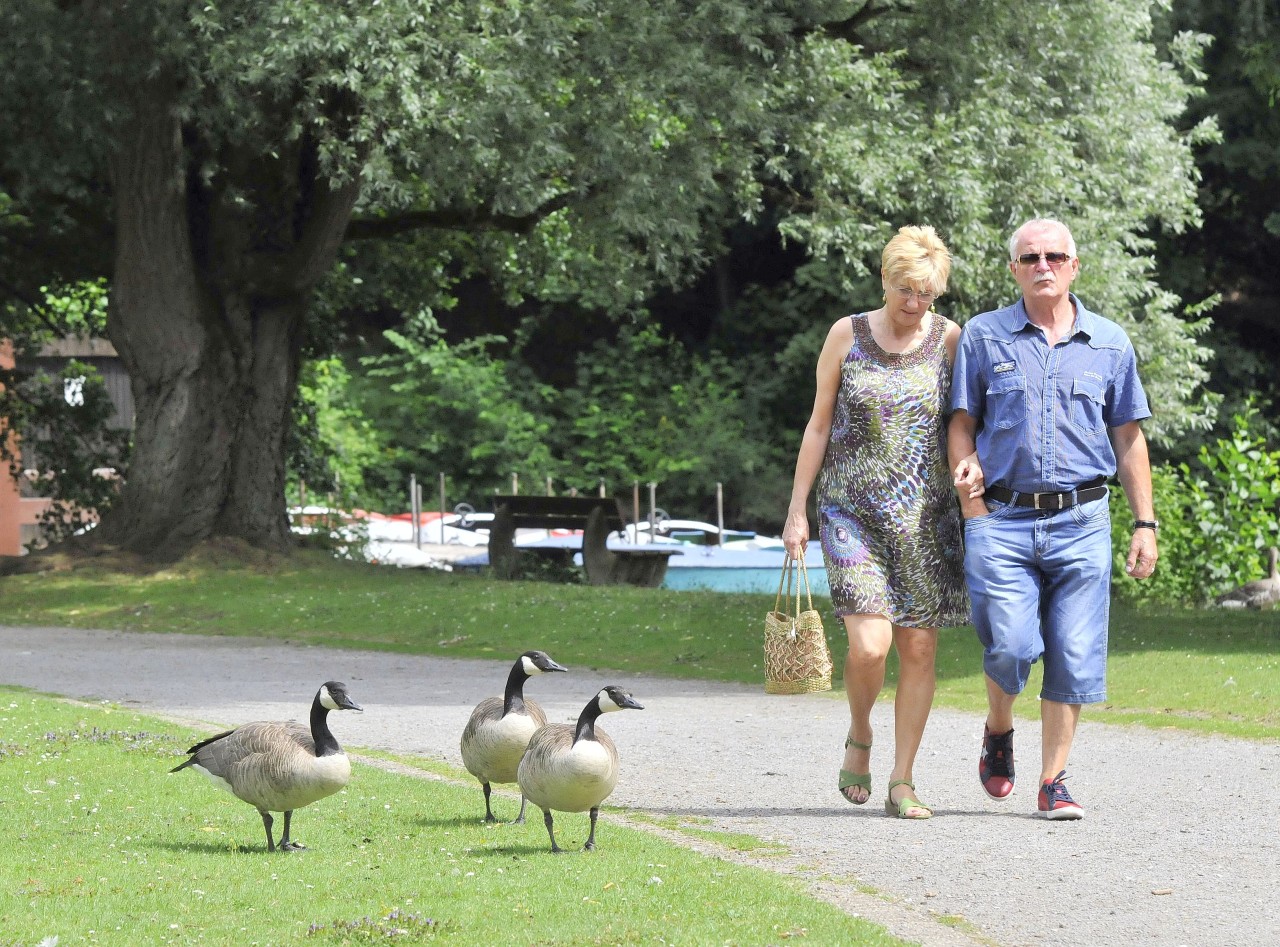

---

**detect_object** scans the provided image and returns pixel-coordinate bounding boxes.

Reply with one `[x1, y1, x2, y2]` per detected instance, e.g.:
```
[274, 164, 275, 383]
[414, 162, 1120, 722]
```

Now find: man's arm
[1112, 420, 1157, 579]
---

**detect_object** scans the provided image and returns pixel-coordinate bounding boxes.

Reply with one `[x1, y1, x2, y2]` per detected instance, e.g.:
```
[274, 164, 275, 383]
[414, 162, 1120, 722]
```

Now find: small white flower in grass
[648, 876, 663, 885]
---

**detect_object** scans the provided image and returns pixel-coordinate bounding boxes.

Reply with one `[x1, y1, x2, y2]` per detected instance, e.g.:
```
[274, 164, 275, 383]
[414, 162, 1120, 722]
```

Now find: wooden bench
[488, 495, 680, 587]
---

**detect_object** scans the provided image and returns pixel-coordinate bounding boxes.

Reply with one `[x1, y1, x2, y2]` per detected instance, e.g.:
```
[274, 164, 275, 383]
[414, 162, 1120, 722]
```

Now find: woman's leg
[888, 625, 938, 814]
[840, 614, 894, 803]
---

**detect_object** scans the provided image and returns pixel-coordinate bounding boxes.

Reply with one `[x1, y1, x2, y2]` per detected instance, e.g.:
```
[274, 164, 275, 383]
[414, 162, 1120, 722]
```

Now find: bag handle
[795, 554, 815, 614]
[774, 550, 814, 618]
[773, 553, 796, 615]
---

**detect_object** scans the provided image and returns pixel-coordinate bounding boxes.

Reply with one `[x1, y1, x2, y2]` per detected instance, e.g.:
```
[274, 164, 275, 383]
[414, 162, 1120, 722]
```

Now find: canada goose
[1215, 546, 1280, 609]
[170, 681, 363, 852]
[517, 685, 644, 853]
[460, 650, 567, 823]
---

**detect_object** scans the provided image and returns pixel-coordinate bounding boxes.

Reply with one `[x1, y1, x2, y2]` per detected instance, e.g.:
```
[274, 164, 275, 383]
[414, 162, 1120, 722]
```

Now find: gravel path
[2, 624, 1277, 947]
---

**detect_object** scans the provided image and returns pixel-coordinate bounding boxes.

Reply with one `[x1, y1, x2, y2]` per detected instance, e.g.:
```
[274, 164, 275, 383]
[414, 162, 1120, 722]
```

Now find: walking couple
[783, 218, 1158, 820]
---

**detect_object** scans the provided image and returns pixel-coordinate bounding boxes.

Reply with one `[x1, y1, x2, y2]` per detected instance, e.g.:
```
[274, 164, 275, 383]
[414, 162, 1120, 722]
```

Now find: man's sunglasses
[1015, 252, 1072, 267]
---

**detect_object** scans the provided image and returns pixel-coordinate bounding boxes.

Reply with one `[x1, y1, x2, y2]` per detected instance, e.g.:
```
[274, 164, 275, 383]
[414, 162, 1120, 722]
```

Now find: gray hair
[1008, 218, 1077, 261]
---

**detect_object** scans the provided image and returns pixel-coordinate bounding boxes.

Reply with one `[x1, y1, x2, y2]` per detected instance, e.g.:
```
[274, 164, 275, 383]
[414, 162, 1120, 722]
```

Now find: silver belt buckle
[1033, 492, 1064, 511]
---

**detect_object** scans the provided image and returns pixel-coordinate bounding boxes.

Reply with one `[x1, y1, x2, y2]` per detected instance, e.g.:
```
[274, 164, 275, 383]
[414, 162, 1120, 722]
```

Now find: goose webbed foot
[482, 783, 498, 823]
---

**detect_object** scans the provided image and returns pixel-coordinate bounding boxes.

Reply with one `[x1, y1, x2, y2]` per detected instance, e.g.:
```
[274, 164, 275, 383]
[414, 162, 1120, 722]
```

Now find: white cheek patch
[521, 656, 538, 676]
[319, 686, 339, 710]
[597, 691, 621, 712]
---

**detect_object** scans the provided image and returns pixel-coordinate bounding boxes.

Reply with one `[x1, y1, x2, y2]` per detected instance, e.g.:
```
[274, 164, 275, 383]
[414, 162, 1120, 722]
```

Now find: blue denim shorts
[962, 496, 1112, 703]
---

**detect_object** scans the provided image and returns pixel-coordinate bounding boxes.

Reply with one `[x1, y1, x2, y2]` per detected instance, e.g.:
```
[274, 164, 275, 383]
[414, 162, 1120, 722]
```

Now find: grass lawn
[0, 688, 906, 946]
[1, 548, 1277, 741]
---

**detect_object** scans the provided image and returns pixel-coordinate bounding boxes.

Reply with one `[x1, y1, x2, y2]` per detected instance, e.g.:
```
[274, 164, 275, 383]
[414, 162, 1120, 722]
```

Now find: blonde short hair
[882, 225, 951, 296]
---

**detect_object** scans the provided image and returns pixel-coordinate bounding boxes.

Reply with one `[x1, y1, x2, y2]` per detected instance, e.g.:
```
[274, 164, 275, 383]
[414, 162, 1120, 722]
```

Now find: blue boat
[662, 540, 829, 596]
[453, 536, 829, 597]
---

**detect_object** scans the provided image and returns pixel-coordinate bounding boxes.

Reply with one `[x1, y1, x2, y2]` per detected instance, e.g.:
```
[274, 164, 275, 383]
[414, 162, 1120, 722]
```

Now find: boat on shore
[293, 506, 829, 596]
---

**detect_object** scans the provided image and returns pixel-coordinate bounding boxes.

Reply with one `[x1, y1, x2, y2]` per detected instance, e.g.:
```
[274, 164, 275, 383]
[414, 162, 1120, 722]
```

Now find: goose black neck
[502, 662, 530, 716]
[573, 700, 604, 744]
[310, 694, 341, 757]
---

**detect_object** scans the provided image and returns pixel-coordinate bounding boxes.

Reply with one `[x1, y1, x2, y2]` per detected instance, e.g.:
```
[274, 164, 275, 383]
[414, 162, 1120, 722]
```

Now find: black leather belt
[985, 479, 1108, 511]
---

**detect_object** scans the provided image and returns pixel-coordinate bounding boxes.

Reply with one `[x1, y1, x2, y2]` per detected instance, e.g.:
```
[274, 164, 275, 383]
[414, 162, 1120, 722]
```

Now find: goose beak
[342, 698, 364, 712]
[546, 660, 569, 673]
[618, 695, 644, 711]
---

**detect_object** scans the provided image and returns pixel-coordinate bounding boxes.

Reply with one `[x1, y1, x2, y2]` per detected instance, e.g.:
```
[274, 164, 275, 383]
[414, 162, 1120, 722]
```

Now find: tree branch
[345, 190, 580, 241]
[796, 0, 914, 46]
[0, 277, 66, 337]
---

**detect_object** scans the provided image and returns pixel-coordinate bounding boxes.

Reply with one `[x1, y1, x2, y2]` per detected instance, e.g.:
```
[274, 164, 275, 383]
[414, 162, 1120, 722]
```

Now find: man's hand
[1125, 529, 1158, 579]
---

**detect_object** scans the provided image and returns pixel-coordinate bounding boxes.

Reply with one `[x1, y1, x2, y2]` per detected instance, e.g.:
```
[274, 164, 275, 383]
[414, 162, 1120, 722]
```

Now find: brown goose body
[170, 681, 362, 851]
[460, 650, 566, 823]
[182, 720, 352, 814]
[461, 695, 548, 785]
[1216, 547, 1280, 609]
[518, 723, 619, 813]
[517, 685, 643, 852]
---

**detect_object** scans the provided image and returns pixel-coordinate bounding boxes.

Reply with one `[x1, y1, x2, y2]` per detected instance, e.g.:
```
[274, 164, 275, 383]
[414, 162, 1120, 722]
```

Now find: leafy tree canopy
[0, 0, 1218, 557]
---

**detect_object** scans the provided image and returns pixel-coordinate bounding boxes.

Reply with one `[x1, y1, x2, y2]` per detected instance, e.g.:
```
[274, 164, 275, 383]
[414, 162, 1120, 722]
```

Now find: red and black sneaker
[979, 725, 1015, 799]
[1038, 770, 1084, 820]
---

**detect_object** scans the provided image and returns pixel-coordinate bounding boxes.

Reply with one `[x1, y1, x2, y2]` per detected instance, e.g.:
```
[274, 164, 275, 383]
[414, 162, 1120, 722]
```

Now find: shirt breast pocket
[986, 375, 1027, 430]
[1071, 379, 1107, 435]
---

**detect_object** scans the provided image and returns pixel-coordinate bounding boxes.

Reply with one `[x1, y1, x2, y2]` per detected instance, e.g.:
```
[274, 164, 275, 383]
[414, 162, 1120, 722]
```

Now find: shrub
[1112, 405, 1280, 606]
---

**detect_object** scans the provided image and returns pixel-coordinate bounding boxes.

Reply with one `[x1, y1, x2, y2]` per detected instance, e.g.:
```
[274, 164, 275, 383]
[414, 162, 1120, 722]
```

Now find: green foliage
[1, 0, 1227, 556]
[355, 317, 558, 507]
[288, 356, 380, 506]
[1112, 405, 1280, 605]
[0, 360, 129, 546]
[327, 317, 778, 523]
[554, 324, 767, 515]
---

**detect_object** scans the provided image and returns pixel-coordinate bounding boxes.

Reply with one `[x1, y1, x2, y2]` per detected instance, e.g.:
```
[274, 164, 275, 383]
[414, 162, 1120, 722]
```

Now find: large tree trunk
[94, 90, 356, 561]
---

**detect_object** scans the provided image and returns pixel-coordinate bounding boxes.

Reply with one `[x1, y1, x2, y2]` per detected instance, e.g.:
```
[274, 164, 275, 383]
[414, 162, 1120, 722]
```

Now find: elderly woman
[783, 225, 969, 820]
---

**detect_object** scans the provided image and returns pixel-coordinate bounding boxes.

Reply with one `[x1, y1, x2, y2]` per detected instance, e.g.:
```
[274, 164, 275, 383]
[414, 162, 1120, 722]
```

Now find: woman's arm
[782, 319, 850, 558]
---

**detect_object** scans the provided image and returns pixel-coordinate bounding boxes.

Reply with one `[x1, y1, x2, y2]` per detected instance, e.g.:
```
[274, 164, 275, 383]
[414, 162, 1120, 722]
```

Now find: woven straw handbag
[763, 554, 833, 694]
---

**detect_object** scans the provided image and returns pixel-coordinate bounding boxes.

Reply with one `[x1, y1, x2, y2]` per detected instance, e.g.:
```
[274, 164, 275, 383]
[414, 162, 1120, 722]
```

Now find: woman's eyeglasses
[1015, 252, 1072, 267]
[891, 286, 937, 304]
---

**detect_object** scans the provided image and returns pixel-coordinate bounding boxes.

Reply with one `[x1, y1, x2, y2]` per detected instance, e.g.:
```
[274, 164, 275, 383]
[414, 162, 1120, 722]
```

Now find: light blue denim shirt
[950, 294, 1150, 493]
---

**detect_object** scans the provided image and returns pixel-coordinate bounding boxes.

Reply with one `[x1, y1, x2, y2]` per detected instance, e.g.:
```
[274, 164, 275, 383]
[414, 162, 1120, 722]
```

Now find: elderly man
[948, 218, 1158, 819]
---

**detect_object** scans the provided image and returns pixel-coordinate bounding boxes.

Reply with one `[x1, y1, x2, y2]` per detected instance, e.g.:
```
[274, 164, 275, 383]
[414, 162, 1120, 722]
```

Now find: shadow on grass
[413, 813, 487, 830]
[148, 837, 276, 856]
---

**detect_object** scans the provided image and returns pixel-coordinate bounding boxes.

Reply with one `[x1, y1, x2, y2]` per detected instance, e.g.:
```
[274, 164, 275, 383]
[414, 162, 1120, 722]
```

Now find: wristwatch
[1131, 519, 1159, 532]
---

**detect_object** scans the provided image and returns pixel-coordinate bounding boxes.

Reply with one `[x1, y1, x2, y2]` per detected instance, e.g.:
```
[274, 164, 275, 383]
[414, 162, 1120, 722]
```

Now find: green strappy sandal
[885, 779, 933, 820]
[838, 737, 872, 805]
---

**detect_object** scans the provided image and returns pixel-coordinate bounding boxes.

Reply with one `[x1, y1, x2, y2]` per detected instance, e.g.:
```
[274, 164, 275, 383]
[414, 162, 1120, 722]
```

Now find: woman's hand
[782, 509, 809, 560]
[953, 452, 985, 499]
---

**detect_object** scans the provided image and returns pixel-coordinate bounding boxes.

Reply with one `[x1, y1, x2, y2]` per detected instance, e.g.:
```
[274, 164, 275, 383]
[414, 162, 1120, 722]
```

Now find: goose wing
[178, 721, 348, 812]
[517, 725, 619, 813]
[461, 697, 548, 783]
[1216, 577, 1280, 608]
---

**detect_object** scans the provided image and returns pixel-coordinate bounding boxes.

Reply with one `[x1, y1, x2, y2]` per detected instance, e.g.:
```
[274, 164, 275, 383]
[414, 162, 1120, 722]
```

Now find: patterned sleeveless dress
[816, 312, 968, 627]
